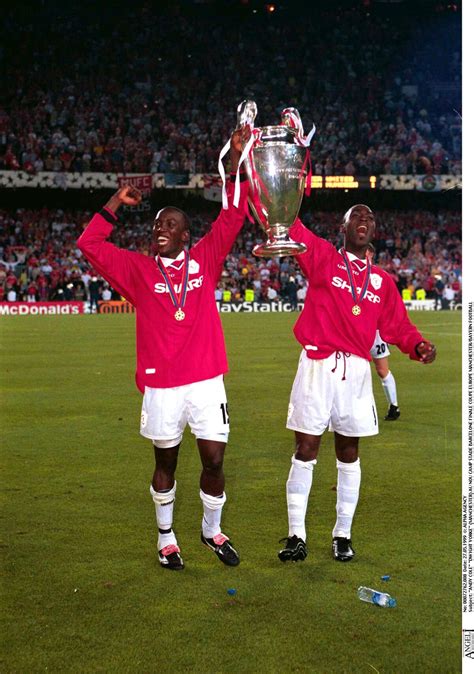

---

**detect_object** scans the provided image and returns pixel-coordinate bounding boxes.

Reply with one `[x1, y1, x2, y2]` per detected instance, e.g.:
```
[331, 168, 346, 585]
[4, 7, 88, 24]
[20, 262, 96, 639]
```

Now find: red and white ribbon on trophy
[218, 101, 316, 209]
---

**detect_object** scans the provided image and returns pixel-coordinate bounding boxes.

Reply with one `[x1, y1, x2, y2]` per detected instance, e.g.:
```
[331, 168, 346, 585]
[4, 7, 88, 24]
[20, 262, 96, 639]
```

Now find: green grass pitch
[1, 311, 461, 673]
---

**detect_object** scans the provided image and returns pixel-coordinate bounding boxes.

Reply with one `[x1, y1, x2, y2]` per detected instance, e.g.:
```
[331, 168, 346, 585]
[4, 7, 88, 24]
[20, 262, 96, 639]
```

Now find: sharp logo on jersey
[370, 273, 382, 290]
[154, 275, 204, 294]
[331, 276, 381, 303]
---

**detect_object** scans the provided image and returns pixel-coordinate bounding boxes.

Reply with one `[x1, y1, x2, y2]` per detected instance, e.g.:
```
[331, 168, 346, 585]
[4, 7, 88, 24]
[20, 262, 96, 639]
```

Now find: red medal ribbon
[340, 249, 372, 313]
[156, 252, 190, 318]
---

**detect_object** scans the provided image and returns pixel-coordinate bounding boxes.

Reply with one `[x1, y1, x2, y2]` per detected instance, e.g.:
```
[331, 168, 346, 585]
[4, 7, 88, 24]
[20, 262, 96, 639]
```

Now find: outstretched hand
[231, 126, 250, 154]
[416, 340, 437, 364]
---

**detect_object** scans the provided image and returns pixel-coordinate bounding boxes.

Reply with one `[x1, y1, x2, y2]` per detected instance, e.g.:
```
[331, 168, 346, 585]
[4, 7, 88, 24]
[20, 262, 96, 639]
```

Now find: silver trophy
[238, 101, 311, 257]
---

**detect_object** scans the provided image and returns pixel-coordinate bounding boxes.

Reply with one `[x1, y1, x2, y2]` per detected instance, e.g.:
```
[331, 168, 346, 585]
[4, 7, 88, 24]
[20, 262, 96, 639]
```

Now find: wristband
[100, 207, 119, 225]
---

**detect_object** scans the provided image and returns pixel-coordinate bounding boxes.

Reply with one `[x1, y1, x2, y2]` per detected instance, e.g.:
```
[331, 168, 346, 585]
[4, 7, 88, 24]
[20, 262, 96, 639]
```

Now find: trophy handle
[236, 100, 258, 130]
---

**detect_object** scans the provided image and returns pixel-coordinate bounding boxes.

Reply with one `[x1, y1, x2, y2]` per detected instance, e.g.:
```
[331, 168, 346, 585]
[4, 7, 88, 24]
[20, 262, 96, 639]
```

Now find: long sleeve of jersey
[77, 207, 139, 304]
[193, 180, 249, 284]
[377, 276, 423, 360]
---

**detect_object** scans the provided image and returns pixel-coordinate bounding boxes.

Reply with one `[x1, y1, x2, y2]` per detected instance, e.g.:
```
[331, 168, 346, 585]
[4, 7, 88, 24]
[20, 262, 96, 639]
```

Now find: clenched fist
[105, 184, 142, 213]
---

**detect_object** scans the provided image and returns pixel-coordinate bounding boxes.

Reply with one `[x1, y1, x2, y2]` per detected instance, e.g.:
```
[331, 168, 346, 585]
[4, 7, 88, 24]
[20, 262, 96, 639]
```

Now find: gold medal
[341, 249, 371, 319]
[157, 252, 190, 322]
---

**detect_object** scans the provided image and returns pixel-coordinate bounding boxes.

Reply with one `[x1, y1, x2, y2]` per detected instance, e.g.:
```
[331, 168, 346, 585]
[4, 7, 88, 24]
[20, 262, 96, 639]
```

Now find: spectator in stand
[285, 276, 298, 311]
[88, 276, 101, 313]
[451, 275, 461, 300]
[267, 286, 278, 302]
[101, 284, 112, 302]
[297, 281, 308, 304]
[434, 275, 445, 310]
[26, 283, 38, 302]
[443, 283, 456, 305]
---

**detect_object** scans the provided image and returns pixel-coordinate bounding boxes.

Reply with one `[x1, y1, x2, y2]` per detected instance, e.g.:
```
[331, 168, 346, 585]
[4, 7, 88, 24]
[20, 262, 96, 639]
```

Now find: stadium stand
[0, 206, 461, 305]
[0, 1, 461, 307]
[1, 1, 461, 176]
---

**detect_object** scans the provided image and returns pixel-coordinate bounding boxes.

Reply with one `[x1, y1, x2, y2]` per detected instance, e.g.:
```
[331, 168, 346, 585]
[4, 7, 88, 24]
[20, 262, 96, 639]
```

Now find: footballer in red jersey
[278, 204, 436, 564]
[78, 130, 247, 571]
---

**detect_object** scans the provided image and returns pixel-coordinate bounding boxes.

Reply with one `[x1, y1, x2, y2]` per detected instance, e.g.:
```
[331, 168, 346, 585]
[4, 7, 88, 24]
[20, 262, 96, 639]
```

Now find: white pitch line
[367, 664, 380, 674]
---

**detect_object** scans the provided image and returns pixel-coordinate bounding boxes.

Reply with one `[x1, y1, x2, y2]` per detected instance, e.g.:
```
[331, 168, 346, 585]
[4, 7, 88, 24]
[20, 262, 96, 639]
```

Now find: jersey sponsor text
[154, 275, 204, 294]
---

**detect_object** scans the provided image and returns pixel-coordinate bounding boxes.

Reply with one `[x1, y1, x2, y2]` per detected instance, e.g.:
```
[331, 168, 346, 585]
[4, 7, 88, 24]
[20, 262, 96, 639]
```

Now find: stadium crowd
[1, 3, 461, 177]
[0, 2, 461, 309]
[0, 205, 461, 308]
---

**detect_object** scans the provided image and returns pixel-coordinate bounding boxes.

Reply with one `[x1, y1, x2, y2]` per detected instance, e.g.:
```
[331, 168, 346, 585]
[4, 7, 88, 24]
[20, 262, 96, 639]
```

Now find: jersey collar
[155, 250, 185, 269]
[339, 248, 367, 270]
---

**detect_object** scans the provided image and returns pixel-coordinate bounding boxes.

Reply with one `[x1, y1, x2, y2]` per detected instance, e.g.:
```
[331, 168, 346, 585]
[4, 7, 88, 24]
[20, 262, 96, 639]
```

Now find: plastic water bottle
[357, 586, 397, 608]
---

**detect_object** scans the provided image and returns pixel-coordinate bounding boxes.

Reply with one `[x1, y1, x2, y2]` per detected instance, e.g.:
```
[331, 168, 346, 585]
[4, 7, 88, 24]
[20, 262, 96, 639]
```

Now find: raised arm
[289, 217, 318, 252]
[287, 217, 334, 280]
[76, 186, 143, 304]
[193, 129, 249, 271]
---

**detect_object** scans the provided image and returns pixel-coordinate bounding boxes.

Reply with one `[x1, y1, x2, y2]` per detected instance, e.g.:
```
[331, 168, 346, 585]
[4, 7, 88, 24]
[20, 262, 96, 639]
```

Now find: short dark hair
[154, 207, 191, 231]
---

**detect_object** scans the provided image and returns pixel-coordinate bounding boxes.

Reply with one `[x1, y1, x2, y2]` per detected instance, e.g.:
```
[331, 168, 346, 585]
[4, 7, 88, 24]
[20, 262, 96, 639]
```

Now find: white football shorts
[287, 350, 379, 437]
[370, 330, 391, 360]
[140, 375, 229, 446]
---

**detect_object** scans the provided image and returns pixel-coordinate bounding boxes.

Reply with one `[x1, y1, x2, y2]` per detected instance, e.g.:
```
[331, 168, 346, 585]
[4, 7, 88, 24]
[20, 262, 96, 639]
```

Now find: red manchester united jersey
[289, 219, 424, 361]
[77, 182, 248, 391]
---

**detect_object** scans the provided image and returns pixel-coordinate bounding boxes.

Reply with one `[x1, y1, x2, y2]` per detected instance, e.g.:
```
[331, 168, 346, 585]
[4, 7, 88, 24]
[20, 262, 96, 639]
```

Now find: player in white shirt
[370, 330, 400, 420]
[367, 246, 400, 421]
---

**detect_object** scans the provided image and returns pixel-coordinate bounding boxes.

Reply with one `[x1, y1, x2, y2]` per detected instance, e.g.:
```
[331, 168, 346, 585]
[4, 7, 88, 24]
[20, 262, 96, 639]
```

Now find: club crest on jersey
[370, 273, 382, 290]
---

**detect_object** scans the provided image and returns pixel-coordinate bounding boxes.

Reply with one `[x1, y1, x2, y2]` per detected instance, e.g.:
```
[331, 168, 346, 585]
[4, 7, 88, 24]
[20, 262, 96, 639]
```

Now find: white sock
[381, 371, 398, 407]
[200, 490, 227, 539]
[332, 459, 361, 539]
[150, 482, 177, 550]
[286, 455, 317, 541]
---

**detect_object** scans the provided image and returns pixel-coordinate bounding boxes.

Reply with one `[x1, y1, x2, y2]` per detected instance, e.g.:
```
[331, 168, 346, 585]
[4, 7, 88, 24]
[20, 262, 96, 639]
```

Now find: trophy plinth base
[252, 238, 307, 258]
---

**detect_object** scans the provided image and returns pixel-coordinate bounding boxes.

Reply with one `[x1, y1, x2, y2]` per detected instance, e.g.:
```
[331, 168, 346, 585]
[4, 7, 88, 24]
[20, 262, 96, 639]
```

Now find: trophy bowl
[243, 125, 308, 257]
